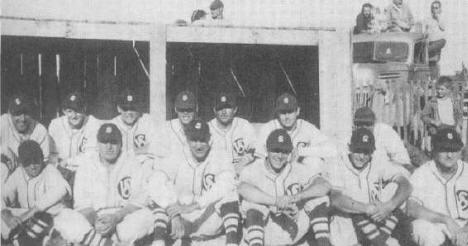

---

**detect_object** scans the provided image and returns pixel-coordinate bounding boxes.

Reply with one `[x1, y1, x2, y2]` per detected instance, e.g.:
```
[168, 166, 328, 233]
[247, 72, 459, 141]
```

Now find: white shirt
[424, 16, 445, 42]
[437, 98, 455, 125]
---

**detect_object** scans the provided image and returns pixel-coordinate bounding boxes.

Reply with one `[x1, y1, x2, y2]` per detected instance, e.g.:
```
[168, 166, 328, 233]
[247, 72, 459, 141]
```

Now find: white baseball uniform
[111, 113, 156, 156]
[327, 151, 410, 246]
[239, 158, 329, 245]
[208, 117, 256, 165]
[152, 118, 189, 159]
[410, 160, 468, 246]
[0, 114, 50, 160]
[147, 148, 237, 239]
[256, 119, 337, 159]
[53, 152, 157, 244]
[48, 115, 101, 171]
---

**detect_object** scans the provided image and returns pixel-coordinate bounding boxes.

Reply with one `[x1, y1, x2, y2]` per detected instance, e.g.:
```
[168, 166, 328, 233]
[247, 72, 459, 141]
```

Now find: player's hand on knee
[275, 196, 295, 209]
[370, 202, 393, 222]
[283, 204, 299, 220]
[95, 214, 119, 236]
[364, 204, 378, 217]
[170, 216, 185, 239]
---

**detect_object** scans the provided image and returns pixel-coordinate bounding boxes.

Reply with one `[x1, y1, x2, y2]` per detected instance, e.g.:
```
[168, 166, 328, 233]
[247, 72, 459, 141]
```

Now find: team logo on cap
[283, 97, 289, 104]
[106, 126, 112, 133]
[362, 135, 369, 142]
[221, 96, 227, 102]
[15, 98, 21, 105]
[195, 122, 202, 129]
[70, 95, 76, 101]
[127, 95, 133, 102]
[448, 133, 453, 140]
[182, 94, 188, 101]
[278, 135, 284, 143]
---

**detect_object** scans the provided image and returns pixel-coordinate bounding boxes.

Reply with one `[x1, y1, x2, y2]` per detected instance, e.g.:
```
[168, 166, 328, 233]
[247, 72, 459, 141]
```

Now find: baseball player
[328, 128, 412, 246]
[53, 123, 157, 246]
[111, 89, 156, 156]
[0, 94, 49, 173]
[153, 90, 197, 159]
[256, 93, 337, 161]
[352, 107, 411, 168]
[48, 91, 101, 171]
[208, 91, 256, 174]
[147, 119, 240, 246]
[407, 128, 468, 246]
[239, 129, 332, 246]
[1, 140, 70, 246]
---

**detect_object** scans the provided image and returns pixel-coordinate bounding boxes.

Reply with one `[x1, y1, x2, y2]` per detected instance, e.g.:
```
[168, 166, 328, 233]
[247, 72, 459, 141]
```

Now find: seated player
[329, 128, 412, 246]
[239, 129, 332, 246]
[53, 123, 156, 246]
[147, 119, 240, 246]
[408, 128, 468, 246]
[208, 91, 256, 174]
[1, 140, 70, 246]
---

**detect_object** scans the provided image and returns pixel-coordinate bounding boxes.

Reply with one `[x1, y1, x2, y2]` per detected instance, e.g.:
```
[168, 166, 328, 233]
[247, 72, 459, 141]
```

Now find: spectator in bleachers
[385, 0, 414, 32]
[354, 3, 375, 34]
[424, 1, 446, 65]
[191, 9, 207, 24]
[210, 0, 224, 20]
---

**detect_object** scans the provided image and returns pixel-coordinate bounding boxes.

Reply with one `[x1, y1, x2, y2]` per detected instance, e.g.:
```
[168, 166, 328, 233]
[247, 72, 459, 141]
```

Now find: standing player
[111, 89, 156, 156]
[48, 91, 101, 171]
[408, 128, 468, 246]
[239, 129, 332, 246]
[147, 119, 240, 246]
[2, 140, 70, 246]
[208, 91, 256, 174]
[256, 93, 337, 161]
[54, 123, 157, 246]
[1, 94, 49, 170]
[328, 128, 412, 246]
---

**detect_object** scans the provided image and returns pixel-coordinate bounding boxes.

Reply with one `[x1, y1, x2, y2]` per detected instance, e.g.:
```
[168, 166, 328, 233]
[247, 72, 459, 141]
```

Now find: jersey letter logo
[134, 134, 146, 148]
[286, 183, 302, 196]
[203, 174, 215, 191]
[117, 176, 132, 200]
[233, 138, 246, 155]
[78, 137, 88, 153]
[457, 190, 468, 211]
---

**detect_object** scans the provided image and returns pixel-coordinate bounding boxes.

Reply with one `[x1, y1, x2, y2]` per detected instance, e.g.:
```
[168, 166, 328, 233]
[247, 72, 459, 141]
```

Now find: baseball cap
[97, 123, 122, 144]
[175, 90, 196, 111]
[62, 91, 86, 113]
[117, 89, 141, 111]
[354, 107, 376, 125]
[214, 92, 237, 110]
[210, 0, 224, 10]
[432, 128, 463, 153]
[18, 140, 44, 166]
[349, 128, 376, 154]
[185, 119, 210, 142]
[9, 94, 33, 116]
[275, 93, 298, 113]
[266, 129, 293, 153]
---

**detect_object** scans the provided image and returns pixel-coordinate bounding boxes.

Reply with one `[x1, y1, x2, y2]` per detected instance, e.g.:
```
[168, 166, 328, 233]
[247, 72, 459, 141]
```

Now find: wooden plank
[149, 23, 166, 124]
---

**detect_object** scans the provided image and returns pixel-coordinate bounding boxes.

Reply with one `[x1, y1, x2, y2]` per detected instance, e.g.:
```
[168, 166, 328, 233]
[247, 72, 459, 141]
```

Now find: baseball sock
[220, 201, 241, 245]
[148, 203, 169, 241]
[80, 229, 114, 246]
[352, 214, 388, 246]
[245, 209, 265, 246]
[305, 201, 331, 246]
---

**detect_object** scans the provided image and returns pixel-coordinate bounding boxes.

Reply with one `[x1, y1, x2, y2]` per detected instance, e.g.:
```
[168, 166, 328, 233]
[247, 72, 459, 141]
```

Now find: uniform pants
[411, 219, 468, 246]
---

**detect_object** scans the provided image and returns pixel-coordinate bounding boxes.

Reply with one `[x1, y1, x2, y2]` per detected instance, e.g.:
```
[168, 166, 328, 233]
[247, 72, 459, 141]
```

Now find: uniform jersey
[208, 117, 256, 164]
[410, 160, 468, 224]
[111, 113, 156, 155]
[327, 151, 409, 204]
[152, 119, 189, 159]
[148, 148, 236, 209]
[0, 114, 49, 159]
[48, 115, 101, 170]
[256, 119, 337, 159]
[1, 165, 70, 215]
[73, 152, 153, 211]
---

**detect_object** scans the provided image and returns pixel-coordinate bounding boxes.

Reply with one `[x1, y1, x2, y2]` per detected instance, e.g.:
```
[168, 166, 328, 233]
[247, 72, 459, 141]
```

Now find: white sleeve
[1, 170, 18, 209]
[380, 124, 411, 165]
[73, 163, 93, 210]
[254, 124, 270, 158]
[34, 166, 71, 211]
[47, 120, 60, 160]
[408, 169, 427, 205]
[146, 170, 177, 208]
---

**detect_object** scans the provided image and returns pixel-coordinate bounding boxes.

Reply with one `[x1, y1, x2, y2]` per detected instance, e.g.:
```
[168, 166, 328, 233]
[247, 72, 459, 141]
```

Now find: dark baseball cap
[210, 0, 224, 10]
[9, 94, 33, 116]
[18, 140, 44, 166]
[275, 93, 298, 113]
[432, 128, 463, 153]
[97, 123, 122, 144]
[354, 107, 376, 125]
[117, 89, 141, 112]
[185, 119, 210, 142]
[267, 129, 293, 153]
[62, 92, 86, 113]
[349, 128, 375, 154]
[214, 92, 237, 110]
[175, 90, 196, 111]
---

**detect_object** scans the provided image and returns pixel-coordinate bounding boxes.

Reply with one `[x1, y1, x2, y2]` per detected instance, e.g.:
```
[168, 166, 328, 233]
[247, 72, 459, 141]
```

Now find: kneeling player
[53, 123, 156, 245]
[2, 140, 70, 246]
[239, 129, 332, 246]
[408, 128, 468, 246]
[329, 128, 412, 246]
[147, 119, 241, 246]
